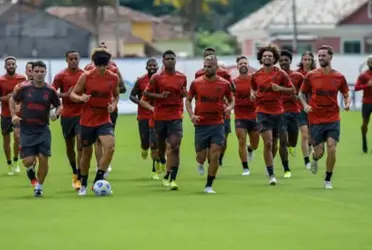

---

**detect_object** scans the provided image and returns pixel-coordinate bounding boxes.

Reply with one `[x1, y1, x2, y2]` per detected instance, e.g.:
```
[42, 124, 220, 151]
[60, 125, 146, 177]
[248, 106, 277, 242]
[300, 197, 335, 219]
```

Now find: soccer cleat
[204, 186, 216, 194]
[284, 171, 292, 178]
[141, 150, 148, 160]
[197, 164, 205, 176]
[310, 160, 318, 175]
[72, 174, 78, 189]
[155, 161, 161, 175]
[269, 176, 277, 185]
[7, 165, 15, 176]
[78, 186, 87, 196]
[169, 181, 179, 190]
[74, 180, 82, 191]
[103, 171, 109, 180]
[34, 188, 43, 197]
[160, 164, 166, 173]
[13, 163, 20, 173]
[162, 179, 170, 187]
[151, 172, 160, 180]
[324, 181, 333, 189]
[288, 147, 296, 157]
[31, 179, 37, 187]
[305, 162, 311, 170]
[241, 168, 250, 176]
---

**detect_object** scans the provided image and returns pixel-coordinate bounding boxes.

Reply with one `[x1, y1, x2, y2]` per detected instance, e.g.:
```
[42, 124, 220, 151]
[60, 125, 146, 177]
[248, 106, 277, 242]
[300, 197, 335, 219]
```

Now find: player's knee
[263, 138, 273, 149]
[22, 157, 35, 167]
[326, 142, 336, 154]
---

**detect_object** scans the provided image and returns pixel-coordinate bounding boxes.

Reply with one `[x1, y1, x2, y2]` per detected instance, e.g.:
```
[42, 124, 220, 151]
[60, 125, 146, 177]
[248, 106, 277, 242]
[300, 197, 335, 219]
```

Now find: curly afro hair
[256, 44, 280, 65]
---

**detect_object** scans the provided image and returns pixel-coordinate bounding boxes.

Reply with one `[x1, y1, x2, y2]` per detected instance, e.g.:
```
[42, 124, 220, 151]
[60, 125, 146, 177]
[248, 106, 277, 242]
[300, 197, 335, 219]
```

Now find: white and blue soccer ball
[93, 180, 112, 196]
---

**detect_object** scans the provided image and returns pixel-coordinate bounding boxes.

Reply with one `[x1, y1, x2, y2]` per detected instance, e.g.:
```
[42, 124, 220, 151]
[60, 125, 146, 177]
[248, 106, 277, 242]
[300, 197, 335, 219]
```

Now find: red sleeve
[145, 74, 158, 93]
[224, 82, 233, 101]
[340, 76, 349, 95]
[280, 71, 293, 88]
[354, 73, 368, 91]
[251, 74, 257, 91]
[183, 75, 187, 89]
[52, 73, 63, 90]
[188, 81, 196, 98]
[223, 71, 233, 83]
[12, 85, 25, 103]
[300, 74, 312, 94]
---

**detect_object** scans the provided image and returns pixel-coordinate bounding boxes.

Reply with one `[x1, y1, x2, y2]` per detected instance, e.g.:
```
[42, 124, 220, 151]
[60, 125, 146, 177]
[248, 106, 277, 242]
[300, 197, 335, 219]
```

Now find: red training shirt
[136, 74, 152, 120]
[282, 70, 304, 113]
[233, 74, 256, 120]
[300, 68, 349, 124]
[354, 70, 372, 104]
[0, 74, 26, 117]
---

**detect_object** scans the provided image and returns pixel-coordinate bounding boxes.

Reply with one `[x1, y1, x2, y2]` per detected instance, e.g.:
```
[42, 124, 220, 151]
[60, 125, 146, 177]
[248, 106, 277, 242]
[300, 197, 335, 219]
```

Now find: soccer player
[297, 51, 316, 159]
[52, 50, 84, 190]
[129, 58, 165, 179]
[144, 50, 187, 190]
[233, 56, 259, 176]
[186, 55, 234, 193]
[277, 50, 305, 177]
[354, 55, 372, 153]
[71, 48, 119, 196]
[299, 45, 350, 189]
[10, 61, 62, 197]
[0, 57, 26, 175]
[251, 44, 294, 185]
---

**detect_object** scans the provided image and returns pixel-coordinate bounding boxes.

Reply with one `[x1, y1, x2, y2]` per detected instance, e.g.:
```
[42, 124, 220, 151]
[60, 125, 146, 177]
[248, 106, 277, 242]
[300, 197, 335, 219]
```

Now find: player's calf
[23, 156, 37, 186]
[94, 134, 115, 184]
[196, 148, 207, 176]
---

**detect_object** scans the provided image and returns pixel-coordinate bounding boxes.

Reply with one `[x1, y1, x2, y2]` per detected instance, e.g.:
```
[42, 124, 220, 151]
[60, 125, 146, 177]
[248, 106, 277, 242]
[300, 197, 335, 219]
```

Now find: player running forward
[299, 45, 350, 189]
[10, 61, 62, 197]
[250, 44, 295, 185]
[277, 50, 305, 177]
[297, 51, 316, 159]
[71, 48, 119, 196]
[233, 56, 259, 176]
[355, 55, 372, 153]
[144, 50, 187, 190]
[186, 55, 234, 193]
[129, 58, 165, 179]
[52, 50, 84, 190]
[0, 57, 26, 175]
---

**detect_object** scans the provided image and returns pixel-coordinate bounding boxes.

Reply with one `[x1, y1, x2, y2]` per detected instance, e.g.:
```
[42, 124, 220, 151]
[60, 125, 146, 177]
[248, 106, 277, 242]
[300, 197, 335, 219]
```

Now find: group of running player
[1, 42, 371, 196]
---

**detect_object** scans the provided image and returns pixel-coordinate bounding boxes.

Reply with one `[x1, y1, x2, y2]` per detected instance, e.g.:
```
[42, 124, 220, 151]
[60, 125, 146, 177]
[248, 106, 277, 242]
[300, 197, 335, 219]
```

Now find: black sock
[170, 167, 179, 181]
[242, 161, 249, 169]
[77, 168, 81, 180]
[208, 160, 210, 164]
[93, 169, 105, 184]
[164, 171, 170, 180]
[362, 135, 367, 152]
[282, 160, 290, 172]
[26, 167, 36, 181]
[266, 166, 274, 176]
[304, 156, 310, 165]
[81, 174, 88, 187]
[152, 159, 156, 172]
[247, 146, 253, 153]
[308, 143, 312, 147]
[313, 156, 319, 161]
[7, 160, 11, 165]
[325, 171, 333, 181]
[206, 175, 215, 187]
[70, 161, 77, 174]
[160, 158, 166, 164]
[13, 157, 18, 162]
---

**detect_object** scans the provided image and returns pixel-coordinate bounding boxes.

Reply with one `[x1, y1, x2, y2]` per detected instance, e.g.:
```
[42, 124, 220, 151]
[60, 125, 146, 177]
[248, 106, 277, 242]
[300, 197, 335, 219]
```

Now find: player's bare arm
[225, 92, 235, 112]
[117, 71, 126, 93]
[272, 73, 295, 93]
[129, 80, 140, 104]
[180, 78, 187, 97]
[185, 94, 194, 118]
[139, 98, 154, 112]
[144, 76, 168, 99]
[0, 92, 12, 101]
[9, 96, 16, 117]
[70, 73, 89, 102]
[52, 76, 70, 98]
[111, 76, 120, 108]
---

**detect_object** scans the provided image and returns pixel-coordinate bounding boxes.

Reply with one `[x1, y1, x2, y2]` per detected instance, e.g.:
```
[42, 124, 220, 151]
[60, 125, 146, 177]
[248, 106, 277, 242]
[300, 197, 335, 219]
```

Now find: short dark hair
[4, 56, 16, 63]
[26, 61, 34, 67]
[32, 61, 47, 69]
[297, 51, 316, 70]
[318, 45, 333, 56]
[236, 55, 247, 63]
[162, 50, 176, 58]
[65, 50, 78, 58]
[257, 44, 280, 65]
[280, 50, 292, 61]
[204, 47, 216, 53]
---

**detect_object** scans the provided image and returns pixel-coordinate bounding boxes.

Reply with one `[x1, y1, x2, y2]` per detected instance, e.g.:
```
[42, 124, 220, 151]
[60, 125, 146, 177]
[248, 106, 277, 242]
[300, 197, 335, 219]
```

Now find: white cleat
[241, 168, 250, 176]
[204, 186, 216, 194]
[310, 160, 318, 175]
[324, 181, 333, 189]
[78, 186, 87, 196]
[197, 164, 205, 176]
[305, 162, 311, 170]
[104, 171, 109, 179]
[269, 176, 277, 185]
[14, 164, 21, 173]
[108, 165, 112, 172]
[7, 165, 15, 176]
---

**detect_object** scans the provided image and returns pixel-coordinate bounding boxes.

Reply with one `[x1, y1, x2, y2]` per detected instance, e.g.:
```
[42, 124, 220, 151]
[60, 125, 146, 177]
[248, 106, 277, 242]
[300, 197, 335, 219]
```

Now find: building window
[343, 40, 361, 54]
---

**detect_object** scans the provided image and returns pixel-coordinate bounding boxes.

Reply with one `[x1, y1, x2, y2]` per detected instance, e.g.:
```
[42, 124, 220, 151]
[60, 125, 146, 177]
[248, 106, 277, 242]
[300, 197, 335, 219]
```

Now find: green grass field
[0, 112, 371, 250]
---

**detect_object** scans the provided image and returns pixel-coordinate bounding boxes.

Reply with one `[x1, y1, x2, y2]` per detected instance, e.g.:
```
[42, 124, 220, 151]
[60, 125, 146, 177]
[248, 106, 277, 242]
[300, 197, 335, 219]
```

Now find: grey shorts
[194, 124, 225, 152]
[362, 103, 372, 120]
[281, 112, 300, 134]
[138, 119, 150, 149]
[235, 119, 259, 132]
[310, 121, 340, 147]
[80, 123, 114, 148]
[224, 119, 231, 134]
[61, 116, 80, 139]
[257, 112, 282, 138]
[1, 116, 19, 135]
[298, 110, 308, 127]
[155, 119, 183, 140]
[110, 111, 118, 129]
[20, 128, 51, 158]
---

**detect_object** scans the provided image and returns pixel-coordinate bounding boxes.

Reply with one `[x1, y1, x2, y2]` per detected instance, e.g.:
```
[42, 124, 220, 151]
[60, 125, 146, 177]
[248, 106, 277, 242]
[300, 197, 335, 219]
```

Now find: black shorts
[1, 116, 19, 135]
[310, 121, 340, 147]
[257, 112, 282, 138]
[281, 112, 300, 134]
[235, 119, 259, 132]
[194, 124, 225, 152]
[155, 119, 183, 140]
[20, 128, 51, 158]
[362, 103, 372, 120]
[110, 111, 118, 129]
[138, 119, 150, 149]
[298, 110, 308, 127]
[61, 116, 80, 139]
[150, 127, 157, 150]
[224, 119, 231, 134]
[80, 123, 114, 148]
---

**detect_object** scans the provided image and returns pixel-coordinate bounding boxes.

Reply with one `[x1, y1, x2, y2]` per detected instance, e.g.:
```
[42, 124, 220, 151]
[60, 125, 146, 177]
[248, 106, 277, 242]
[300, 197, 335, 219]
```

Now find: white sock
[36, 183, 42, 190]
